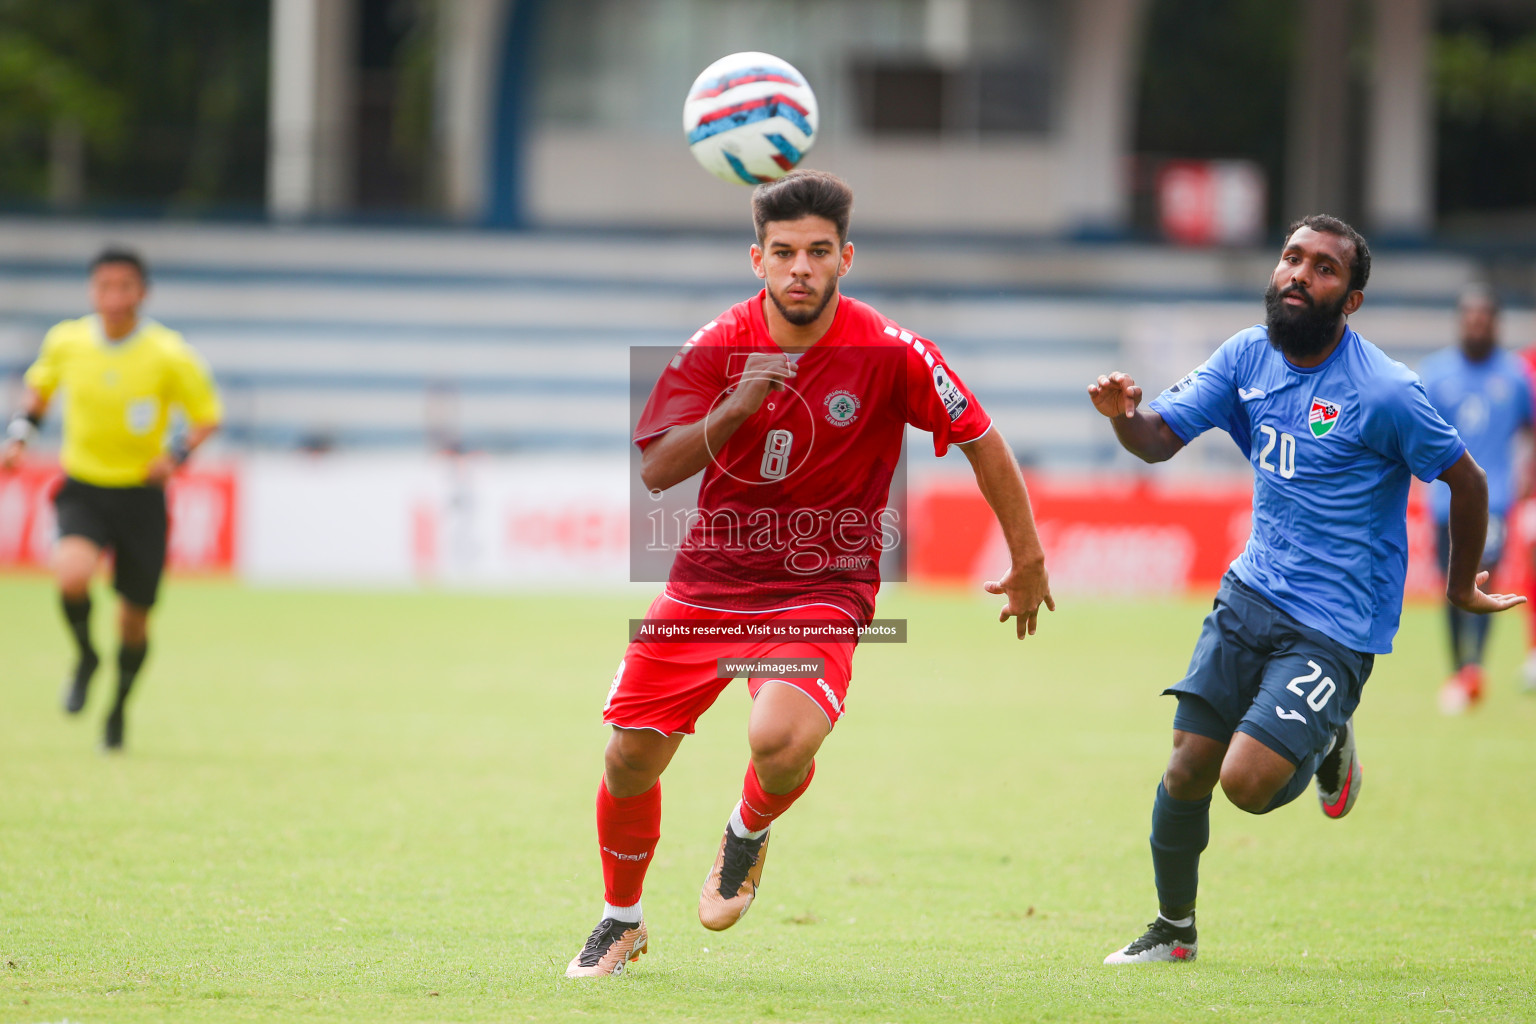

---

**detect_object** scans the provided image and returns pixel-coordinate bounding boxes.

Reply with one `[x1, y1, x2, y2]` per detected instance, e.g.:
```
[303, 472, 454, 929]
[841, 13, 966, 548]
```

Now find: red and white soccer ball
[683, 51, 819, 186]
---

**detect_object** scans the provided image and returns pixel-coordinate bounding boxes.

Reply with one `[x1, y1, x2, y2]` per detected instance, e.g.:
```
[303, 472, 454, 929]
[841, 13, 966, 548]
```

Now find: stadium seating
[0, 219, 1513, 471]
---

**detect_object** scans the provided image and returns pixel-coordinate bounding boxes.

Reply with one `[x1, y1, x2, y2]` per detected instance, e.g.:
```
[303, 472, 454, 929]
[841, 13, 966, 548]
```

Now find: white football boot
[1104, 916, 1197, 964]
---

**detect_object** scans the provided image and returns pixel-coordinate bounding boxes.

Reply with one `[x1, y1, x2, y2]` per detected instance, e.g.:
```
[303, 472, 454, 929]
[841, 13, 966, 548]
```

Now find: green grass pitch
[0, 575, 1533, 1023]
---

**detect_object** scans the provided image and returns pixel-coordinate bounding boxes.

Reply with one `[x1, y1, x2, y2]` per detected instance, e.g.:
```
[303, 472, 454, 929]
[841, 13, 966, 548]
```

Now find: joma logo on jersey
[1308, 397, 1341, 438]
[823, 389, 860, 426]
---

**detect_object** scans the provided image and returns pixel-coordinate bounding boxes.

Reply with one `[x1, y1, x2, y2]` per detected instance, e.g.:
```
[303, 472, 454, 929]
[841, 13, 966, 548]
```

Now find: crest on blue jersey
[1309, 396, 1341, 438]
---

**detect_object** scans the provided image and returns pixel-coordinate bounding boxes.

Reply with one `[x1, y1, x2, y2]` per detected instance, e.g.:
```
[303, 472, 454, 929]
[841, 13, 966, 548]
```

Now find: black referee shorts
[54, 477, 169, 608]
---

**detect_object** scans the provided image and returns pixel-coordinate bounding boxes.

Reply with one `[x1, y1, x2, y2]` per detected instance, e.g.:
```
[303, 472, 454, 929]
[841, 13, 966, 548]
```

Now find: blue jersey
[1417, 347, 1531, 523]
[1150, 325, 1466, 655]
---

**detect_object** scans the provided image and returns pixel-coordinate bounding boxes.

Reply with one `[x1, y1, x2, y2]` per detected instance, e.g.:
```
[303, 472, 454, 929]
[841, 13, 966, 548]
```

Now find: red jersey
[633, 291, 991, 622]
[1520, 344, 1536, 386]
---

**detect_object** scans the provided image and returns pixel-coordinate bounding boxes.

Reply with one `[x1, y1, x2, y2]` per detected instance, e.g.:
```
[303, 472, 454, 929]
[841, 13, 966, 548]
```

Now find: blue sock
[1150, 780, 1210, 918]
[1467, 609, 1491, 666]
[1446, 602, 1467, 668]
[1260, 748, 1323, 814]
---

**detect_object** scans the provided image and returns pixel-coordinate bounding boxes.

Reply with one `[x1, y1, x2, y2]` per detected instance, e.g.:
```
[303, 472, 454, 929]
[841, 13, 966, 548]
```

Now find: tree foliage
[0, 0, 268, 210]
[1133, 0, 1296, 231]
[1438, 31, 1536, 128]
[1436, 27, 1536, 215]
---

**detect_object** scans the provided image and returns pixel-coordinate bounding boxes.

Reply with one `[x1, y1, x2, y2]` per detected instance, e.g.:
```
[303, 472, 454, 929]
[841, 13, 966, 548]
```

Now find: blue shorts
[1167, 572, 1373, 766]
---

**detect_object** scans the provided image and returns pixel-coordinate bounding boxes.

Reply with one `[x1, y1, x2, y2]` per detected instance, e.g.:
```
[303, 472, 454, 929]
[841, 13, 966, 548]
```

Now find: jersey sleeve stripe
[670, 320, 720, 369]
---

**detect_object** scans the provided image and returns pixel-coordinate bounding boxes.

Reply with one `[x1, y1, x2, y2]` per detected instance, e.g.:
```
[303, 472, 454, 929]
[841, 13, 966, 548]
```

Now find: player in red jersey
[565, 170, 1054, 977]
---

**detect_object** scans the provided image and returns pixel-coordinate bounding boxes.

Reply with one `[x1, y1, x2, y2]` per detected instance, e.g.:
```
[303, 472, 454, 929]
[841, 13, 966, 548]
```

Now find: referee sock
[734, 759, 815, 836]
[111, 642, 148, 715]
[62, 595, 96, 663]
[596, 778, 661, 908]
[1150, 780, 1209, 918]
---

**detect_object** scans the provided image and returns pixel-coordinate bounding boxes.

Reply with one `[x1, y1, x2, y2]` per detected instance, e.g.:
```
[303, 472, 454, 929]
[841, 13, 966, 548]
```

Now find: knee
[58, 567, 92, 601]
[1219, 765, 1277, 815]
[1164, 749, 1220, 801]
[604, 733, 665, 791]
[119, 605, 149, 645]
[55, 543, 97, 597]
[1163, 760, 1206, 801]
[604, 738, 647, 778]
[748, 723, 816, 787]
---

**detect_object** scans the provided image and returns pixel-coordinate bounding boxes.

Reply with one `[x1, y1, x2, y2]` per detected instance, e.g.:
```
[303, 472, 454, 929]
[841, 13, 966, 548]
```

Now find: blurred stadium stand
[5, 0, 1536, 471]
[4, 219, 1526, 473]
[4, 0, 1535, 591]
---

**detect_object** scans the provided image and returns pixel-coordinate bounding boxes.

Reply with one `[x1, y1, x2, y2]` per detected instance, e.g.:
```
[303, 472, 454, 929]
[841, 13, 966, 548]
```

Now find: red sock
[596, 778, 661, 907]
[738, 760, 815, 833]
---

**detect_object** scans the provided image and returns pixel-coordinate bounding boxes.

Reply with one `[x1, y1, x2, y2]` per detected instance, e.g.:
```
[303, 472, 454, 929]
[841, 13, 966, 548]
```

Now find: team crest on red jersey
[823, 389, 860, 426]
[1308, 396, 1341, 438]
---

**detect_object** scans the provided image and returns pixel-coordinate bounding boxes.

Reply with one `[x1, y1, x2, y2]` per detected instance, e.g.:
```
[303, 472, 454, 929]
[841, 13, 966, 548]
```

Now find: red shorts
[602, 593, 857, 735]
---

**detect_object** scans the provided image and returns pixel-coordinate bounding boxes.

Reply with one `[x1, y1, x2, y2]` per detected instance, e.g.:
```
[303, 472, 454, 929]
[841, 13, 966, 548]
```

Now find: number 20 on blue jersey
[1256, 425, 1297, 479]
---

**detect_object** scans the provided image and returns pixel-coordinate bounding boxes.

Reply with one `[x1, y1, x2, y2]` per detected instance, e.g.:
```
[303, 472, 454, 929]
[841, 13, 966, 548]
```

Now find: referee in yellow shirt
[3, 248, 222, 751]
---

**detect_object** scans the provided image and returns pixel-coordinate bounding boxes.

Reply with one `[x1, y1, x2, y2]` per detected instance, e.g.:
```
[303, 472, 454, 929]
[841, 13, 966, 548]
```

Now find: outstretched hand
[1450, 570, 1527, 615]
[1088, 372, 1142, 419]
[984, 559, 1055, 639]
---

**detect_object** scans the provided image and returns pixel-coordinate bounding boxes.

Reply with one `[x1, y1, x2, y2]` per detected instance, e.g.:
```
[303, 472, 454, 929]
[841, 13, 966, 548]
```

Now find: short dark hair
[752, 170, 853, 244]
[1283, 215, 1370, 293]
[90, 246, 148, 283]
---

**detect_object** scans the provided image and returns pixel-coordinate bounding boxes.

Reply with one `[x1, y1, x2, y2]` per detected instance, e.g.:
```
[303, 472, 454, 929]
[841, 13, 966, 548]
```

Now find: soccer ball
[683, 51, 819, 186]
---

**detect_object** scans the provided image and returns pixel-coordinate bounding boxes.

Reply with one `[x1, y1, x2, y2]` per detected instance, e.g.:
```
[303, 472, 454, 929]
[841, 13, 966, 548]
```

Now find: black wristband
[169, 437, 192, 466]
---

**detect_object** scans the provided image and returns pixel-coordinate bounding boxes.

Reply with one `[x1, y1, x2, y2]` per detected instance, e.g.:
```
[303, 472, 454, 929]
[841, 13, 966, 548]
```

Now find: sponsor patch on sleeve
[932, 364, 968, 422]
[1165, 363, 1205, 394]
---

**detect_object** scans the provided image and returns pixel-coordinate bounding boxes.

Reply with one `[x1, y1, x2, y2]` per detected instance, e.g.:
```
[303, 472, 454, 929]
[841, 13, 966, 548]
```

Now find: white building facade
[268, 0, 1439, 237]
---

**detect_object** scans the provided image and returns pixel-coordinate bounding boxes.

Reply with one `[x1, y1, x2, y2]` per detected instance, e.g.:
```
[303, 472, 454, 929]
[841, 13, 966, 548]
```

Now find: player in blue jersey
[1087, 215, 1525, 964]
[1419, 285, 1533, 712]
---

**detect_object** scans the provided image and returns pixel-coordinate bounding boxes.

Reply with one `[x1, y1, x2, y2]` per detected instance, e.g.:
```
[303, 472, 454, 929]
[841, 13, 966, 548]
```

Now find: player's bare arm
[144, 421, 221, 487]
[639, 352, 797, 492]
[2, 386, 49, 471]
[958, 428, 1055, 638]
[1440, 450, 1526, 614]
[1088, 372, 1185, 463]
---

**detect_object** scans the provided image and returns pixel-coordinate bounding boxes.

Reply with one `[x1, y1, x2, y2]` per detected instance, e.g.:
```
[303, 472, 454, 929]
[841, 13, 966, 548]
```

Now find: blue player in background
[1086, 215, 1525, 964]
[1418, 285, 1533, 713]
